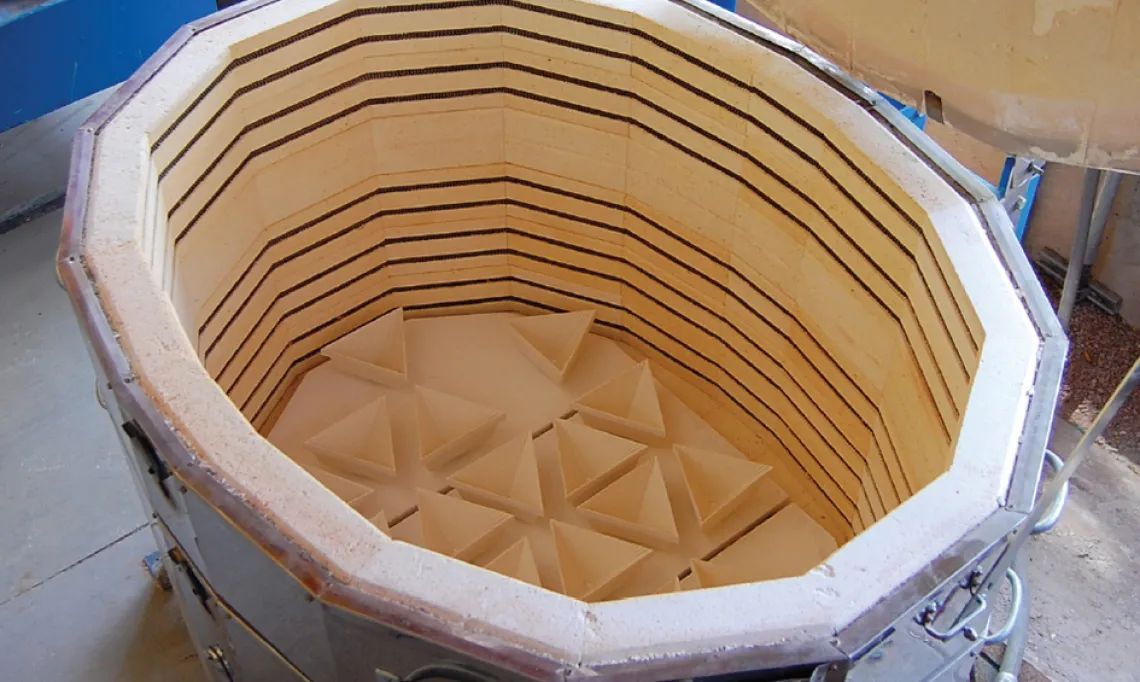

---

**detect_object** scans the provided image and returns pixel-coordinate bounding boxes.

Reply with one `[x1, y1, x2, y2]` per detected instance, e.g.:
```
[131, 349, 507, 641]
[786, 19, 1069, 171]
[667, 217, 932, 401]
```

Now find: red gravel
[1041, 275, 1140, 458]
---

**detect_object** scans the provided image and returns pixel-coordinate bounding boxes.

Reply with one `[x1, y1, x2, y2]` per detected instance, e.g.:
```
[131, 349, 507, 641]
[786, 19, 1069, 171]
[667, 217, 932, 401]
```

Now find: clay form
[448, 434, 544, 517]
[675, 444, 772, 530]
[304, 396, 396, 480]
[322, 308, 407, 386]
[483, 537, 542, 587]
[578, 457, 679, 546]
[573, 361, 666, 439]
[690, 504, 838, 588]
[508, 309, 596, 381]
[554, 419, 648, 504]
[416, 489, 514, 561]
[369, 510, 390, 535]
[550, 520, 652, 601]
[302, 465, 375, 511]
[415, 386, 505, 469]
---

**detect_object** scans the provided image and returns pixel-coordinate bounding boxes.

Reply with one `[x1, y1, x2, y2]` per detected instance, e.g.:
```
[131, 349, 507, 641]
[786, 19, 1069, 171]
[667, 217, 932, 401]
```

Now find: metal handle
[921, 594, 987, 641]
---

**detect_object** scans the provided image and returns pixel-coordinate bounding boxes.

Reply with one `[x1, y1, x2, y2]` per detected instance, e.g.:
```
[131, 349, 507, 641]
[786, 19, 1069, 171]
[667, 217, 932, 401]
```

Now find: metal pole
[1057, 168, 1101, 331]
[1083, 171, 1123, 267]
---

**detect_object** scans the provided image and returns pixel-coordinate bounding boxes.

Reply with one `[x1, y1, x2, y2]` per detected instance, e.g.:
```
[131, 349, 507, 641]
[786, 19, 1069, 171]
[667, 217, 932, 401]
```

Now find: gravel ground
[1041, 277, 1140, 458]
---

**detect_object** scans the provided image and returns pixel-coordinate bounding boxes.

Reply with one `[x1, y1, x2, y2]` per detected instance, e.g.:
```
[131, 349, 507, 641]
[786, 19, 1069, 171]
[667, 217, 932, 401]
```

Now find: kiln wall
[143, 0, 981, 540]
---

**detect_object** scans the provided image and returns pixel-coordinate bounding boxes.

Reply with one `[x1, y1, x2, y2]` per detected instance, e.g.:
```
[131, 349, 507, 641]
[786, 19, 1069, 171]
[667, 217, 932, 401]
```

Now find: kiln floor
[267, 310, 837, 601]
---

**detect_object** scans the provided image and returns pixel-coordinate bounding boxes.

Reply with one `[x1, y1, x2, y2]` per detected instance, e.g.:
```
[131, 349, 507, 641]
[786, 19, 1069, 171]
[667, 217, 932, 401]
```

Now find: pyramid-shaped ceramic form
[554, 419, 648, 504]
[674, 444, 772, 530]
[369, 510, 390, 535]
[572, 361, 666, 439]
[448, 434, 544, 517]
[304, 397, 396, 480]
[415, 386, 505, 469]
[551, 520, 652, 601]
[416, 489, 514, 561]
[302, 464, 376, 512]
[322, 308, 407, 386]
[578, 458, 679, 546]
[508, 309, 596, 382]
[483, 537, 542, 587]
[691, 505, 838, 587]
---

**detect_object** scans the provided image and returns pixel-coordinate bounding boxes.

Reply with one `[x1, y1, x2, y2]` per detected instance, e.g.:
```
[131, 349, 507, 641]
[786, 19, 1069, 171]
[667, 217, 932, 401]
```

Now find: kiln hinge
[122, 419, 173, 498]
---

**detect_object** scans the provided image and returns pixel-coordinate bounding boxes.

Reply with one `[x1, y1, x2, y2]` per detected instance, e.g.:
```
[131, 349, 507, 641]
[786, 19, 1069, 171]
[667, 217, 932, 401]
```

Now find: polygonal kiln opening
[127, 0, 989, 604]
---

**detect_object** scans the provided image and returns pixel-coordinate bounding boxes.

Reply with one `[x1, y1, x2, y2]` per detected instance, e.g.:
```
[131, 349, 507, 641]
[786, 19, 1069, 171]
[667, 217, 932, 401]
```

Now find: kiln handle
[376, 663, 499, 682]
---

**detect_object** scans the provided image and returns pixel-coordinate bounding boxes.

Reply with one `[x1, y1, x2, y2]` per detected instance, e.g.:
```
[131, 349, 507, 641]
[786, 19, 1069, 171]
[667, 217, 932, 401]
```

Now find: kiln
[59, 0, 1064, 679]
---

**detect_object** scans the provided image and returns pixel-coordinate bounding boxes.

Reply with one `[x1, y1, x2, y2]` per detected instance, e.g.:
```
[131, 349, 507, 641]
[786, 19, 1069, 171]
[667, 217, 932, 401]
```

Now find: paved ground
[0, 210, 204, 681]
[1017, 422, 1140, 681]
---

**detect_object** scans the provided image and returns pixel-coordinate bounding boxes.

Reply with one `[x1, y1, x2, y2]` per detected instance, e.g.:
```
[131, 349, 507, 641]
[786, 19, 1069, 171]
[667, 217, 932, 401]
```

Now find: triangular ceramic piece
[483, 537, 542, 587]
[654, 575, 684, 593]
[448, 434, 544, 517]
[303, 465, 376, 511]
[550, 520, 652, 601]
[416, 489, 514, 561]
[369, 510, 390, 536]
[508, 309, 596, 382]
[305, 397, 396, 480]
[572, 361, 666, 439]
[322, 308, 408, 386]
[689, 558, 756, 589]
[578, 458, 679, 546]
[674, 444, 772, 530]
[414, 386, 505, 469]
[554, 419, 648, 504]
[691, 505, 838, 587]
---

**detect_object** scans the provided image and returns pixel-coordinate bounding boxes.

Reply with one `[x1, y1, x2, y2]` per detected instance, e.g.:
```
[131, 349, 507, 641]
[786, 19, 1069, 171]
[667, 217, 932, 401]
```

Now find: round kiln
[60, 0, 1064, 680]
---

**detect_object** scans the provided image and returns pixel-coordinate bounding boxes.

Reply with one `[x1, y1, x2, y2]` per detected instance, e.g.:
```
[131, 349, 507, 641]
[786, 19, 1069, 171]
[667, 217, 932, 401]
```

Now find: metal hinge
[122, 419, 173, 499]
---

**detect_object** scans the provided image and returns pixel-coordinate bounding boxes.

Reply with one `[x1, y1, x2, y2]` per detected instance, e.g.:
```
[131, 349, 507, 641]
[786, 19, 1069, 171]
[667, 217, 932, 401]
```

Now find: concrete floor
[0, 211, 203, 681]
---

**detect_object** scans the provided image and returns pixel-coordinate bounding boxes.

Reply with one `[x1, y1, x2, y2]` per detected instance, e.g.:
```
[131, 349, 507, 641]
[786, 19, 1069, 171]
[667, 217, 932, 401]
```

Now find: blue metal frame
[0, 0, 216, 134]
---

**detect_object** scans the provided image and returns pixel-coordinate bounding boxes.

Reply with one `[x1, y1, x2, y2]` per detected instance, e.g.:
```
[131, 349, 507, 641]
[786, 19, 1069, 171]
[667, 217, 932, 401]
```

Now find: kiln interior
[144, 0, 982, 601]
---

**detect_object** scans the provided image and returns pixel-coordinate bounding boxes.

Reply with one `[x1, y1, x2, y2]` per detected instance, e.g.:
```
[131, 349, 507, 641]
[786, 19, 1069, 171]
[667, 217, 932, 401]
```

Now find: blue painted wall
[0, 0, 216, 133]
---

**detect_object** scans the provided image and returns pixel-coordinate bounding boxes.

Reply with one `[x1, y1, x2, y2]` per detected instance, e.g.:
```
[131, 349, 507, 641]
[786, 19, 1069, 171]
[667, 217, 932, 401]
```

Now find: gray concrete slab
[0, 89, 111, 216]
[0, 525, 204, 682]
[1019, 421, 1140, 682]
[0, 211, 148, 602]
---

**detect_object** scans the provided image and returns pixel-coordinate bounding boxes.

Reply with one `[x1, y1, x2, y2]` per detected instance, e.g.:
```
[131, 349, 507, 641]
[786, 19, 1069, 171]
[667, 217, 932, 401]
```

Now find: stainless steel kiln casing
[59, 1, 1066, 680]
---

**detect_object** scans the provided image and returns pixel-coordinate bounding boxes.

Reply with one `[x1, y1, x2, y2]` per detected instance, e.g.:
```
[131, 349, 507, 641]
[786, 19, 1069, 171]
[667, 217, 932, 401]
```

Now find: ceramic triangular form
[322, 308, 407, 386]
[572, 361, 666, 439]
[579, 458, 679, 546]
[416, 489, 514, 561]
[554, 419, 647, 503]
[654, 575, 684, 593]
[508, 309, 596, 381]
[302, 465, 376, 511]
[689, 558, 756, 589]
[550, 520, 651, 601]
[414, 386, 505, 469]
[448, 434, 544, 517]
[691, 505, 838, 586]
[369, 510, 390, 535]
[483, 537, 542, 587]
[305, 397, 396, 480]
[674, 444, 772, 530]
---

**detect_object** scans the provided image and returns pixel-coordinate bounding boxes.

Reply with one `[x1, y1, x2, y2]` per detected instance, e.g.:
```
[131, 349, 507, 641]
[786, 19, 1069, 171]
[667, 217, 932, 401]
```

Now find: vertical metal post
[1057, 168, 1101, 331]
[1083, 171, 1123, 267]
